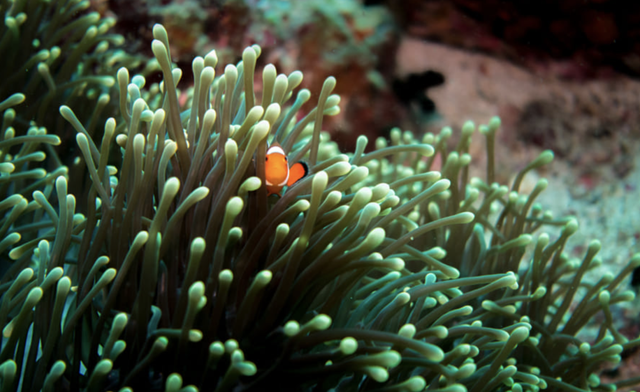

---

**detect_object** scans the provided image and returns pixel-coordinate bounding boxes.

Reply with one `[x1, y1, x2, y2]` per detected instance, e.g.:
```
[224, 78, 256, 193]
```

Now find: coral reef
[103, 0, 401, 152]
[0, 3, 638, 392]
[393, 0, 640, 78]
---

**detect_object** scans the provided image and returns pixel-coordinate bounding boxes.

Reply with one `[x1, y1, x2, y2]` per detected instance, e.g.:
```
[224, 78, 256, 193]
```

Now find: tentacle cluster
[0, 20, 637, 392]
[0, 0, 148, 130]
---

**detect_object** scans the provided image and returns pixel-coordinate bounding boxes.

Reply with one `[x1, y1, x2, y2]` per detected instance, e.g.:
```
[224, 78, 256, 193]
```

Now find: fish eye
[265, 156, 269, 161]
[285, 156, 288, 161]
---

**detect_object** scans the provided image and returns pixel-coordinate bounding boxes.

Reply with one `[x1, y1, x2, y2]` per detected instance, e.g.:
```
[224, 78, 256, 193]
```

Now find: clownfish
[265, 143, 309, 196]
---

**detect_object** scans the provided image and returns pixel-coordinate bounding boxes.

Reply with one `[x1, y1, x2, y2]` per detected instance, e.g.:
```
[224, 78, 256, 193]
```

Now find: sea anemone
[0, 20, 637, 392]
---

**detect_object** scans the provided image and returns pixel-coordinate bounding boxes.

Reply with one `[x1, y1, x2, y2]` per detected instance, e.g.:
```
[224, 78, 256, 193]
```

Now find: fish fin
[287, 161, 308, 187]
[266, 184, 284, 196]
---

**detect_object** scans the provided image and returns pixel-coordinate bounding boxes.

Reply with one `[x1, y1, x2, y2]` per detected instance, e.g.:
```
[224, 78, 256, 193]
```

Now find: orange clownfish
[265, 143, 309, 196]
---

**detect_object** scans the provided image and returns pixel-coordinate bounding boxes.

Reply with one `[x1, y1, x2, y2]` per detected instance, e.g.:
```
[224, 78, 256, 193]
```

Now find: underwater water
[0, 0, 638, 391]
